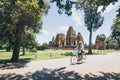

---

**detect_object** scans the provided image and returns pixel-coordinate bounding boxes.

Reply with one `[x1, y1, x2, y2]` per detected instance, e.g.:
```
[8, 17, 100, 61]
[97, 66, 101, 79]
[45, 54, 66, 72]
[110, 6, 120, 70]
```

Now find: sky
[36, 1, 120, 45]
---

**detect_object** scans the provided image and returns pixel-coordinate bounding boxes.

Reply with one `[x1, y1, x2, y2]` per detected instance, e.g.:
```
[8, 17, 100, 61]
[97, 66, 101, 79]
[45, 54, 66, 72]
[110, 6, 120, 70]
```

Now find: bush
[36, 46, 49, 50]
[30, 48, 37, 53]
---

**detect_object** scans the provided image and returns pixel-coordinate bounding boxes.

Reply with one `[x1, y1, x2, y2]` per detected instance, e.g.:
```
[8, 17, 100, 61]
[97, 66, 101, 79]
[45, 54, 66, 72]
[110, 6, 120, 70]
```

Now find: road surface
[0, 52, 120, 80]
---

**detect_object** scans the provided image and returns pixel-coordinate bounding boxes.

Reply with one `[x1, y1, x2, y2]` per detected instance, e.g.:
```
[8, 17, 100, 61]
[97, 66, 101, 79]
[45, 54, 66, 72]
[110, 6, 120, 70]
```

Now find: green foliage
[36, 43, 49, 50]
[89, 0, 118, 8]
[30, 48, 37, 53]
[98, 34, 106, 41]
[38, 0, 50, 14]
[84, 4, 104, 32]
[0, 0, 49, 62]
[36, 46, 45, 50]
[22, 30, 37, 50]
[106, 36, 118, 49]
[50, 0, 118, 16]
[50, 0, 75, 16]
[75, 0, 105, 32]
[111, 6, 120, 49]
[77, 0, 104, 54]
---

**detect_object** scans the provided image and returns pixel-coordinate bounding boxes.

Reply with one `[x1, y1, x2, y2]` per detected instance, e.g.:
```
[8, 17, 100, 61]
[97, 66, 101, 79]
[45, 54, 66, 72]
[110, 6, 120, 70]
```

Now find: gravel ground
[0, 52, 120, 80]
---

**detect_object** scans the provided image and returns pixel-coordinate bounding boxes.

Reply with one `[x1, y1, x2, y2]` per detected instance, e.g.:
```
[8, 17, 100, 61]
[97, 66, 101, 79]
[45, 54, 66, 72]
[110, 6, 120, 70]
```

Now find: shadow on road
[0, 67, 120, 80]
[0, 58, 31, 70]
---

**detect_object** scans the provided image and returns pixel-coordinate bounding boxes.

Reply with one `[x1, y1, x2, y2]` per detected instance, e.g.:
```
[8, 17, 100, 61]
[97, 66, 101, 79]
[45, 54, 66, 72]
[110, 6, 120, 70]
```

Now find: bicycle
[70, 50, 87, 65]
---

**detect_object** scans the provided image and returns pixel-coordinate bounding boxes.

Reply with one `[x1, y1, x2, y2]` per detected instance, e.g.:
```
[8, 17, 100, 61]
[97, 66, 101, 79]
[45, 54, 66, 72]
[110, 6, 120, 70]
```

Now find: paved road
[0, 52, 120, 80]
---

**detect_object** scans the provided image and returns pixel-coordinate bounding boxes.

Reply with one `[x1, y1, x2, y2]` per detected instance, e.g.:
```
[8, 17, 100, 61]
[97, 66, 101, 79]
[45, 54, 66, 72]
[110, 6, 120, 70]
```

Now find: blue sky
[36, 1, 120, 45]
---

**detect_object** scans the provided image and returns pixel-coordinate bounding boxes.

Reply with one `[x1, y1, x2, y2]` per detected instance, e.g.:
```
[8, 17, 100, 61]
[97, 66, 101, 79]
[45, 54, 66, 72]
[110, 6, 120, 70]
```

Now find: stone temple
[95, 35, 106, 50]
[49, 26, 84, 48]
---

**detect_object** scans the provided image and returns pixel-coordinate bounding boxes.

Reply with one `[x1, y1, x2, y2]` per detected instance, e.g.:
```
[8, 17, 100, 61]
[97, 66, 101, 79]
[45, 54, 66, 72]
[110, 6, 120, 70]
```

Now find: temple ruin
[95, 34, 106, 50]
[55, 33, 66, 47]
[50, 26, 84, 48]
[66, 26, 77, 47]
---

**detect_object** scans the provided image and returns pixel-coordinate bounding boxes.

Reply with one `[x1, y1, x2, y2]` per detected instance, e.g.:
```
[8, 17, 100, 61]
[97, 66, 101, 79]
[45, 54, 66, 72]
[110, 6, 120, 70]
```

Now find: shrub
[30, 48, 37, 53]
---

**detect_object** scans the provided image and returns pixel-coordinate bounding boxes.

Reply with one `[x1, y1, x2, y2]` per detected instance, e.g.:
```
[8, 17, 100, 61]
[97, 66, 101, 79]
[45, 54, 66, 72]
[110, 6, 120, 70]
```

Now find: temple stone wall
[55, 33, 66, 47]
[66, 26, 77, 47]
[77, 32, 84, 45]
[50, 26, 84, 48]
[95, 35, 106, 50]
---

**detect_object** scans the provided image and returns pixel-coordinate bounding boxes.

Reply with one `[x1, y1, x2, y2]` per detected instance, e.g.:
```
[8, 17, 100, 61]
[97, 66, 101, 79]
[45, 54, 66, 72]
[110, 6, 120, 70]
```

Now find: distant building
[95, 35, 106, 50]
[49, 26, 84, 48]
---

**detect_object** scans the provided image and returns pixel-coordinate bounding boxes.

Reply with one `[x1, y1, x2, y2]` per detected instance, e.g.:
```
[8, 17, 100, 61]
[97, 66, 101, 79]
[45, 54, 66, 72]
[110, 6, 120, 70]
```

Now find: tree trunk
[22, 47, 25, 56]
[6, 37, 12, 52]
[11, 26, 23, 62]
[88, 30, 92, 54]
[11, 37, 21, 62]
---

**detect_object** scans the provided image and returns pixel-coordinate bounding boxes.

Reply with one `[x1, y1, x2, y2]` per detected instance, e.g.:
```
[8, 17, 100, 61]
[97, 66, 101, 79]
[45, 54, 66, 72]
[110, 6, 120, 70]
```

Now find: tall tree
[0, 0, 49, 62]
[50, 0, 118, 54]
[111, 6, 120, 49]
[78, 0, 104, 54]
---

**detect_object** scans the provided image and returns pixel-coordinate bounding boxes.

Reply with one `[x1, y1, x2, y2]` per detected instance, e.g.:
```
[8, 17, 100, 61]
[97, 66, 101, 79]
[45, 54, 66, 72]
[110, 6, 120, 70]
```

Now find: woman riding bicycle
[75, 41, 84, 61]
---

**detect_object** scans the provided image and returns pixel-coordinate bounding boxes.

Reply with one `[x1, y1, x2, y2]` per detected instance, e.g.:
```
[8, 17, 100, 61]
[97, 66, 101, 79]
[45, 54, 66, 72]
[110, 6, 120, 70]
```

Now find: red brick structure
[50, 26, 84, 48]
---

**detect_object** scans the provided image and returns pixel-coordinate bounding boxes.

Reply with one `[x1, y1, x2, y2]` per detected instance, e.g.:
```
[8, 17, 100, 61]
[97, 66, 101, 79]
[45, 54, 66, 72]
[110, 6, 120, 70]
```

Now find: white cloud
[40, 29, 49, 35]
[98, 3, 118, 14]
[71, 9, 84, 26]
[105, 3, 118, 13]
[60, 25, 69, 32]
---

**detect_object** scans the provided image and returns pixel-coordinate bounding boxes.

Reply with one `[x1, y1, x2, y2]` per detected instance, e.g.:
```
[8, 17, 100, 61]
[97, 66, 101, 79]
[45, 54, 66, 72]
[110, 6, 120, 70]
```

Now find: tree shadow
[0, 67, 120, 80]
[84, 71, 120, 80]
[0, 58, 31, 70]
[27, 67, 81, 80]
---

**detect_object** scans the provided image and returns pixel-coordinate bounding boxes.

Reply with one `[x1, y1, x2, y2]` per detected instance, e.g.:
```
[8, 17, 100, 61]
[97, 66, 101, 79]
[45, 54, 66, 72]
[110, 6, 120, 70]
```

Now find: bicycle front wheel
[70, 55, 77, 65]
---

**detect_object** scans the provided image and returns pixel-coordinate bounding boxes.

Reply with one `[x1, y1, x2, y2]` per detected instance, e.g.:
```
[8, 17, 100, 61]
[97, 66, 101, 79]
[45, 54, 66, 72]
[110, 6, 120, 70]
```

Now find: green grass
[0, 49, 120, 63]
[0, 49, 72, 63]
[91, 49, 120, 55]
[23, 49, 72, 60]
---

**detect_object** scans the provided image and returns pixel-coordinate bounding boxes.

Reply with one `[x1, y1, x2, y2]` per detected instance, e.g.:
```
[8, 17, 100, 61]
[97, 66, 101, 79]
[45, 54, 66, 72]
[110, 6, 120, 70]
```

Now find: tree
[98, 34, 106, 41]
[0, 0, 49, 62]
[111, 6, 120, 49]
[0, 26, 14, 52]
[42, 42, 49, 49]
[50, 0, 118, 15]
[81, 1, 104, 54]
[106, 36, 118, 49]
[21, 29, 37, 56]
[50, 0, 118, 54]
[0, 40, 4, 49]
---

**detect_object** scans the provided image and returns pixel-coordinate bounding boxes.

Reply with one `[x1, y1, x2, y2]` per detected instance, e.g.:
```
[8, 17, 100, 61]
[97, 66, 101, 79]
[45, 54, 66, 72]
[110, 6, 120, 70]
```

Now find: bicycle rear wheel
[70, 55, 77, 65]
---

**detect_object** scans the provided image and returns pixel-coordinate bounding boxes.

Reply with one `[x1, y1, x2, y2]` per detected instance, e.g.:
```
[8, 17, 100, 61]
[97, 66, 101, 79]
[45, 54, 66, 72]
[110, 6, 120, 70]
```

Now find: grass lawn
[20, 49, 72, 61]
[0, 49, 119, 63]
[0, 49, 72, 63]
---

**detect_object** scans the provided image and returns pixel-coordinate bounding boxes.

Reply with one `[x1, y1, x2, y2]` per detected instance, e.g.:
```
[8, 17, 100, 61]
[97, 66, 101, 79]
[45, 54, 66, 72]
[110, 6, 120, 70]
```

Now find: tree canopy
[111, 6, 120, 49]
[98, 34, 106, 41]
[106, 36, 118, 49]
[0, 0, 49, 62]
[50, 0, 118, 16]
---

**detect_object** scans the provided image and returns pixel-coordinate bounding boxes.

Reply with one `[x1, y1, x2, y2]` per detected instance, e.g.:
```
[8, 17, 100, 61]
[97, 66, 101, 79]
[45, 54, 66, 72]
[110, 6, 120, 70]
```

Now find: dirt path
[0, 52, 120, 80]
